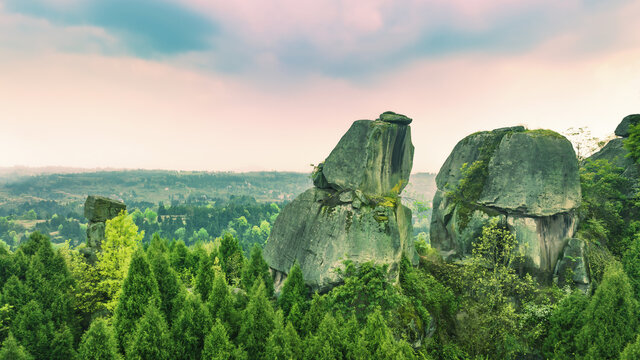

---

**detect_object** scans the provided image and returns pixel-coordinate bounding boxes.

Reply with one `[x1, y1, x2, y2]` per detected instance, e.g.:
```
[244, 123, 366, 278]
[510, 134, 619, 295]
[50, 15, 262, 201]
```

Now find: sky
[0, 0, 639, 173]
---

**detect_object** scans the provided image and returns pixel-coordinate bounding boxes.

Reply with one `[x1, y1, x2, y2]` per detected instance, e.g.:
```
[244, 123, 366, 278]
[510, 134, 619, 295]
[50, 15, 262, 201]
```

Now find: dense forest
[2, 124, 640, 359]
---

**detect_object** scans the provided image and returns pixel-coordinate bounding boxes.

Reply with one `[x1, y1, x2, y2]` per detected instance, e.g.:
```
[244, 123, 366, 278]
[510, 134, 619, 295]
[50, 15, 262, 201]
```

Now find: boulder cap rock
[378, 111, 412, 125]
[84, 195, 126, 222]
[615, 114, 640, 137]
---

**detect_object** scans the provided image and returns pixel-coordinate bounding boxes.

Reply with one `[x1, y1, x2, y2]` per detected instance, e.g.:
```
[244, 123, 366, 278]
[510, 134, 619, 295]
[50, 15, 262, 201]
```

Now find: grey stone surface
[378, 111, 413, 125]
[615, 114, 640, 137]
[554, 238, 590, 287]
[478, 131, 581, 216]
[263, 188, 416, 293]
[322, 120, 414, 196]
[84, 195, 126, 222]
[589, 138, 640, 192]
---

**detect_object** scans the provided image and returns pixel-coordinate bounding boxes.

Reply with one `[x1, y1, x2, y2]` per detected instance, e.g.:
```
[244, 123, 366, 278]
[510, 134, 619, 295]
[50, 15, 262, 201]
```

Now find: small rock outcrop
[264, 112, 417, 293]
[554, 238, 590, 291]
[430, 126, 581, 279]
[82, 195, 126, 262]
[614, 114, 640, 137]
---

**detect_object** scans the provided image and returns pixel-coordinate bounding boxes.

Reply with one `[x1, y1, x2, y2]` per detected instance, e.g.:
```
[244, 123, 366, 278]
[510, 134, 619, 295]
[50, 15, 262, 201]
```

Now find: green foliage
[113, 249, 160, 350]
[171, 293, 211, 360]
[329, 261, 403, 323]
[621, 334, 640, 360]
[78, 318, 121, 360]
[239, 282, 275, 358]
[12, 300, 53, 360]
[148, 247, 182, 324]
[359, 309, 416, 360]
[578, 159, 637, 257]
[202, 319, 246, 360]
[219, 233, 244, 284]
[303, 313, 344, 360]
[623, 233, 640, 300]
[241, 244, 274, 297]
[126, 303, 173, 360]
[50, 325, 77, 360]
[542, 290, 589, 360]
[98, 211, 144, 311]
[624, 122, 640, 163]
[264, 311, 302, 360]
[577, 262, 638, 359]
[457, 219, 535, 359]
[206, 272, 237, 335]
[278, 262, 307, 317]
[0, 333, 33, 360]
[195, 255, 216, 303]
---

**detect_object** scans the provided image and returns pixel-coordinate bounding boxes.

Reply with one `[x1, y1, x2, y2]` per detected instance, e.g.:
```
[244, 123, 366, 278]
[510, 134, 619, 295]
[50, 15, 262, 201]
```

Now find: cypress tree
[77, 318, 121, 360]
[126, 303, 173, 360]
[278, 262, 306, 316]
[12, 300, 55, 359]
[241, 244, 274, 297]
[359, 309, 415, 360]
[201, 319, 236, 360]
[265, 311, 302, 360]
[0, 333, 33, 360]
[303, 313, 343, 360]
[219, 233, 244, 282]
[206, 272, 237, 335]
[238, 282, 275, 358]
[50, 325, 77, 360]
[171, 293, 212, 360]
[113, 248, 160, 350]
[195, 255, 216, 303]
[622, 334, 640, 360]
[577, 262, 639, 359]
[542, 291, 589, 359]
[148, 249, 182, 323]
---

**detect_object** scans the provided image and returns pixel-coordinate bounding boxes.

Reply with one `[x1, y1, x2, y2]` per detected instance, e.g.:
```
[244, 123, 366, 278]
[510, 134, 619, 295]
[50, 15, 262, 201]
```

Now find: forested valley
[0, 119, 639, 359]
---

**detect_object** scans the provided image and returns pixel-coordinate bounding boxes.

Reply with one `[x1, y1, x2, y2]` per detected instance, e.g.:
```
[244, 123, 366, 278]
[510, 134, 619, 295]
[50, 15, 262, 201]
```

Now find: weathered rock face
[320, 118, 414, 196]
[264, 112, 417, 293]
[430, 127, 581, 279]
[82, 195, 126, 262]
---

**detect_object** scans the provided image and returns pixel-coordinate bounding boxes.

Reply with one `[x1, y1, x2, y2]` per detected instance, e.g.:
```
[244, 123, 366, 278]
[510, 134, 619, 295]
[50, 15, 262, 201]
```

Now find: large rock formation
[82, 195, 126, 262]
[430, 126, 581, 279]
[264, 112, 418, 293]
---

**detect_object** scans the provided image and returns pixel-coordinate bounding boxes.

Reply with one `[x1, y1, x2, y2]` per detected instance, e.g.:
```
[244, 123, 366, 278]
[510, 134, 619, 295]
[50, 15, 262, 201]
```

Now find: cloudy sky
[0, 0, 638, 173]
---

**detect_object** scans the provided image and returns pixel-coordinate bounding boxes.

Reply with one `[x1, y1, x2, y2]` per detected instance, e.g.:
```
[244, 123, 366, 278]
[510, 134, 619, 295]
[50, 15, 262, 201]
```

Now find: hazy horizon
[1, 1, 638, 173]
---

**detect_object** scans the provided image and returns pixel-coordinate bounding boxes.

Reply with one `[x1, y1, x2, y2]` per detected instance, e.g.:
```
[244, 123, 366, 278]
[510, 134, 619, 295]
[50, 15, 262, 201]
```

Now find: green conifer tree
[78, 318, 121, 360]
[12, 300, 54, 360]
[195, 255, 216, 303]
[359, 309, 415, 360]
[239, 282, 275, 358]
[202, 319, 242, 360]
[113, 249, 160, 350]
[621, 334, 640, 360]
[219, 233, 244, 283]
[206, 272, 237, 335]
[278, 262, 307, 316]
[126, 303, 173, 360]
[241, 244, 274, 297]
[265, 311, 302, 360]
[577, 262, 639, 359]
[171, 293, 212, 360]
[542, 291, 589, 359]
[50, 325, 77, 360]
[0, 333, 33, 360]
[303, 313, 343, 360]
[148, 249, 182, 323]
